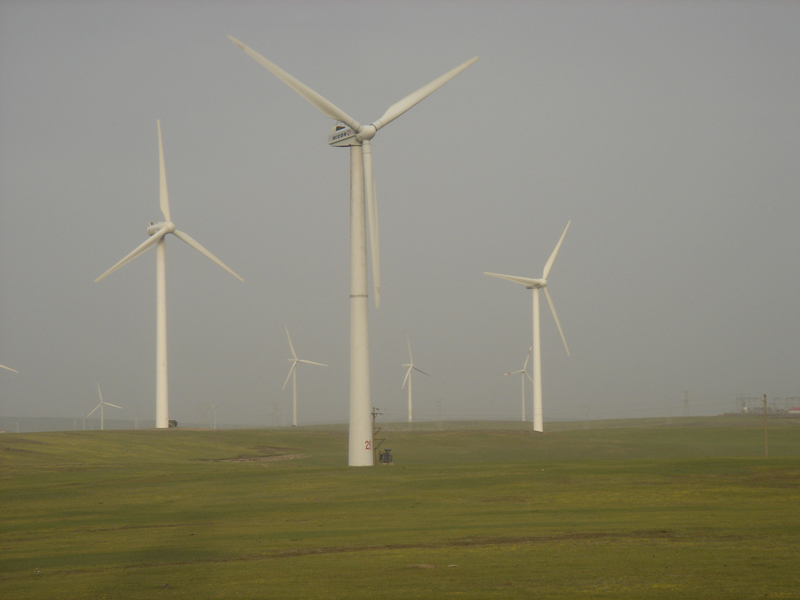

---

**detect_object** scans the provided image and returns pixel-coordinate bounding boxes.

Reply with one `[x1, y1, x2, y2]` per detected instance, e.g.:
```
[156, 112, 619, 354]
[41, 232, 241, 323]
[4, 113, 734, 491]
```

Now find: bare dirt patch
[201, 447, 309, 463]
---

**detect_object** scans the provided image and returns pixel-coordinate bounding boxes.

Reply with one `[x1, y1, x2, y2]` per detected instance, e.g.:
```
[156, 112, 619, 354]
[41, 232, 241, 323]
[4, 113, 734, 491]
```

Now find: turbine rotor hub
[147, 221, 175, 236]
[356, 124, 377, 141]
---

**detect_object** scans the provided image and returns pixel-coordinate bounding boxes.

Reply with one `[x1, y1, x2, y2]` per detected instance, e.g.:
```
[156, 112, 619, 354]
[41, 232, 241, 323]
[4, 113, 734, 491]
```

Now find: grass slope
[1, 417, 799, 599]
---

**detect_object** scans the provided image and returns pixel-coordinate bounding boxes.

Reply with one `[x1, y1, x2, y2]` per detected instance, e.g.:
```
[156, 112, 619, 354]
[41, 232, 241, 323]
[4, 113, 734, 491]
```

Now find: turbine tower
[282, 326, 327, 427]
[230, 36, 477, 465]
[504, 345, 533, 421]
[96, 121, 243, 428]
[485, 221, 571, 433]
[87, 383, 122, 431]
[207, 402, 218, 430]
[402, 334, 430, 424]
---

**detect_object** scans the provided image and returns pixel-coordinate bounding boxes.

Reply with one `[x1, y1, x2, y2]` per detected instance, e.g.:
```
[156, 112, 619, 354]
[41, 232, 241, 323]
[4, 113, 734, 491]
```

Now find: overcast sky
[1, 1, 798, 428]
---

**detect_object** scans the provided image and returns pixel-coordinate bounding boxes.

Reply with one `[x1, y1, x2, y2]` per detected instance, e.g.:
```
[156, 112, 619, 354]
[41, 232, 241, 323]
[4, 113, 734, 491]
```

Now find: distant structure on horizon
[735, 395, 800, 415]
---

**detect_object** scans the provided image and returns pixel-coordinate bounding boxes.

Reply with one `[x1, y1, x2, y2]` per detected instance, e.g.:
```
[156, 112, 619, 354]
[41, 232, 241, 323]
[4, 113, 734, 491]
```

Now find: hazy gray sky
[1, 1, 798, 427]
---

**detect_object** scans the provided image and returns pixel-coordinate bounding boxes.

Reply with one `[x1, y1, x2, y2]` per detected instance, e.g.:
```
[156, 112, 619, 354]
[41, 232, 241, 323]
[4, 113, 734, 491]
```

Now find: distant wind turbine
[504, 346, 533, 421]
[200, 401, 218, 430]
[282, 326, 327, 427]
[485, 221, 571, 433]
[230, 36, 477, 465]
[95, 121, 243, 429]
[402, 334, 430, 424]
[87, 383, 122, 431]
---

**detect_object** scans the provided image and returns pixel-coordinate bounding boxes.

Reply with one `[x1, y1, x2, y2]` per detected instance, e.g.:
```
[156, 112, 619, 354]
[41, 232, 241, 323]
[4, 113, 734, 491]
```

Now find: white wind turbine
[485, 221, 571, 433]
[230, 36, 477, 465]
[402, 334, 430, 424]
[200, 401, 218, 430]
[87, 383, 122, 431]
[282, 326, 327, 427]
[504, 346, 533, 422]
[95, 121, 243, 429]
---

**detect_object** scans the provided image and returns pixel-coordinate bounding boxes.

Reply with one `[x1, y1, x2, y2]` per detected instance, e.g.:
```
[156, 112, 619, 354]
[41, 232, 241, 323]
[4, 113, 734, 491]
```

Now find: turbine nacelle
[526, 278, 547, 290]
[147, 221, 175, 236]
[328, 124, 358, 147]
[327, 123, 377, 146]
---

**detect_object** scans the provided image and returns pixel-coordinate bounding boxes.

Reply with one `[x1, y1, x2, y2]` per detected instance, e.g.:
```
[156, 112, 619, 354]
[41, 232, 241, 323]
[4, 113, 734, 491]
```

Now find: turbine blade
[298, 360, 327, 367]
[363, 140, 380, 308]
[406, 333, 413, 363]
[505, 369, 524, 376]
[97, 383, 103, 404]
[413, 366, 430, 377]
[87, 404, 101, 418]
[228, 36, 361, 132]
[484, 272, 538, 287]
[526, 372, 534, 383]
[172, 230, 244, 282]
[282, 361, 297, 391]
[543, 287, 570, 356]
[522, 345, 532, 370]
[95, 229, 167, 282]
[285, 326, 297, 359]
[402, 366, 412, 389]
[0, 364, 18, 373]
[157, 120, 171, 222]
[372, 56, 479, 131]
[105, 403, 123, 410]
[542, 221, 571, 279]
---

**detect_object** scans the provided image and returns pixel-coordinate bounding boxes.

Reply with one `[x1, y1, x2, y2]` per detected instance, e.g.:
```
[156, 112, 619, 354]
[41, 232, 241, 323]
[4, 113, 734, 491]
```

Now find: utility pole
[371, 407, 384, 465]
[763, 393, 768, 457]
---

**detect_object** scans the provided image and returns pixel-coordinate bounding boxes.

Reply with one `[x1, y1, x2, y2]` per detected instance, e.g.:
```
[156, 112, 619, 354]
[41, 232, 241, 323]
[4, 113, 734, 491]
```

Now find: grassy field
[1, 416, 799, 599]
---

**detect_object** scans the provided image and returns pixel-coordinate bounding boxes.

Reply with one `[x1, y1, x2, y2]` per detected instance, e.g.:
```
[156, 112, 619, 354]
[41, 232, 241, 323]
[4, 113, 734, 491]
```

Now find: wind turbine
[485, 221, 571, 433]
[87, 383, 122, 431]
[504, 345, 533, 422]
[95, 121, 243, 429]
[282, 326, 327, 427]
[229, 36, 477, 465]
[200, 401, 218, 430]
[402, 334, 430, 424]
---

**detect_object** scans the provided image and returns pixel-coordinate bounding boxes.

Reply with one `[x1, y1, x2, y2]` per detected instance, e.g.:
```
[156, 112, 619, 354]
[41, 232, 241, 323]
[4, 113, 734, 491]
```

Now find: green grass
[2, 417, 799, 598]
